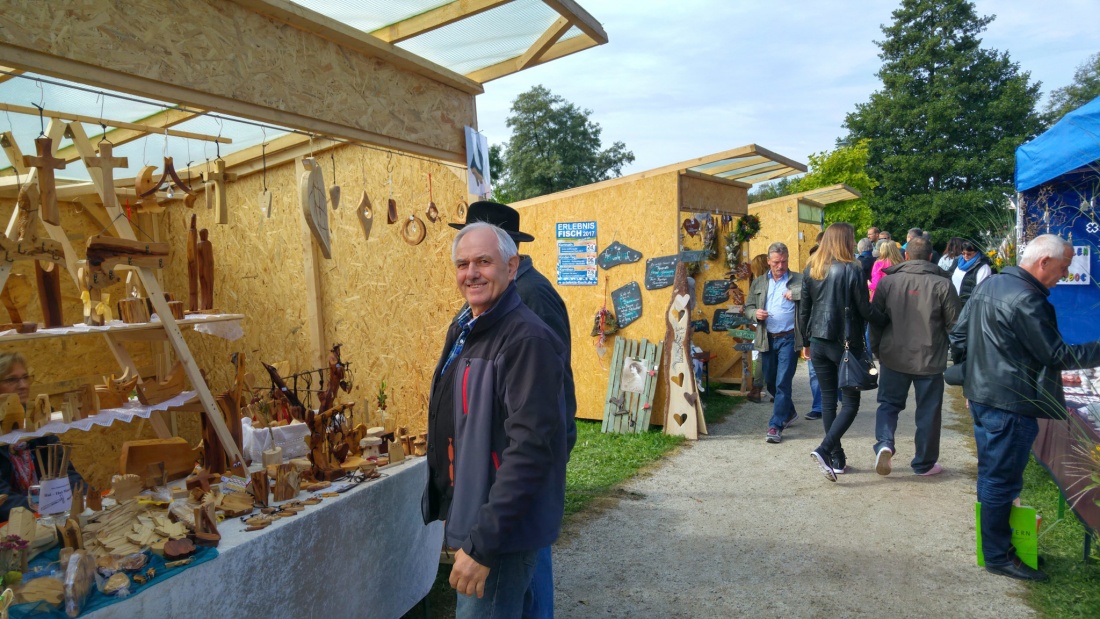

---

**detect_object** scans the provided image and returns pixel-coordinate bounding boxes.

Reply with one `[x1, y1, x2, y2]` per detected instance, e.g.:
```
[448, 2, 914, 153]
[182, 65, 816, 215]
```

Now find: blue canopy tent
[1015, 96, 1100, 344]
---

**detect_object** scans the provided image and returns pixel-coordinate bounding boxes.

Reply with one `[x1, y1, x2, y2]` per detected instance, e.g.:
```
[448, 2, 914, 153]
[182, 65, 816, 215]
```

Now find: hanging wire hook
[261, 142, 268, 191]
[32, 103, 45, 137]
[331, 149, 337, 185]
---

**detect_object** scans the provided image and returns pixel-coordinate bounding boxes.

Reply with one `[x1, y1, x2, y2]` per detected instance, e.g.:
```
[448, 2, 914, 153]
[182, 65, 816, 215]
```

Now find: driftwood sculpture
[662, 262, 706, 440]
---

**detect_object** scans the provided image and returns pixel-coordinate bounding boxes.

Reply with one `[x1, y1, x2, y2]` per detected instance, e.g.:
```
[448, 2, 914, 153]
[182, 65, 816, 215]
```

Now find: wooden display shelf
[0, 314, 244, 344]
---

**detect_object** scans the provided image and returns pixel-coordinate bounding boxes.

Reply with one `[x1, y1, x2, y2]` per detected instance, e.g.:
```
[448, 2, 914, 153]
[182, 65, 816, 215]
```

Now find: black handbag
[837, 268, 879, 391]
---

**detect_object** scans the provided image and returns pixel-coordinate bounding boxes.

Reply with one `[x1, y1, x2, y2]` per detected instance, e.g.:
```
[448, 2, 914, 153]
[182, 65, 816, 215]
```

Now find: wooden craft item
[185, 468, 218, 493]
[70, 481, 86, 518]
[261, 444, 282, 467]
[78, 384, 98, 419]
[133, 165, 166, 213]
[250, 470, 270, 508]
[27, 394, 50, 431]
[102, 572, 130, 595]
[82, 142, 127, 212]
[96, 371, 138, 409]
[57, 518, 83, 550]
[7, 507, 37, 546]
[163, 538, 196, 561]
[22, 136, 65, 225]
[216, 390, 243, 467]
[187, 214, 199, 312]
[61, 392, 79, 423]
[136, 361, 186, 406]
[355, 191, 373, 241]
[1, 395, 22, 433]
[273, 463, 299, 502]
[86, 485, 102, 512]
[0, 322, 36, 334]
[196, 229, 214, 310]
[110, 474, 142, 502]
[18, 577, 63, 607]
[64, 550, 96, 617]
[84, 236, 169, 289]
[413, 434, 427, 457]
[299, 158, 332, 259]
[0, 279, 23, 324]
[138, 156, 196, 200]
[200, 409, 228, 474]
[203, 158, 236, 225]
[401, 214, 426, 245]
[142, 462, 167, 489]
[164, 300, 185, 320]
[120, 437, 198, 481]
[387, 197, 398, 224]
[34, 260, 64, 329]
[662, 263, 704, 440]
[329, 184, 341, 210]
[6, 186, 65, 265]
[219, 492, 254, 517]
[117, 298, 150, 324]
[426, 201, 439, 223]
[387, 439, 405, 465]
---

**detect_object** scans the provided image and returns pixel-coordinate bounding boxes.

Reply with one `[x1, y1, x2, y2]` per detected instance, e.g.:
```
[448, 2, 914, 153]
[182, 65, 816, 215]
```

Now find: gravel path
[553, 360, 1035, 618]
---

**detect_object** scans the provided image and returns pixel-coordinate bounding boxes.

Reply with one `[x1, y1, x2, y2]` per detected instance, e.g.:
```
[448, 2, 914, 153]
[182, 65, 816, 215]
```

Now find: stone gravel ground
[552, 360, 1035, 618]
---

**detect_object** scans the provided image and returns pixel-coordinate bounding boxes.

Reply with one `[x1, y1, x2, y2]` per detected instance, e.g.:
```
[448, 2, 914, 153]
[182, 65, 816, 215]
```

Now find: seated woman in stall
[0, 352, 82, 521]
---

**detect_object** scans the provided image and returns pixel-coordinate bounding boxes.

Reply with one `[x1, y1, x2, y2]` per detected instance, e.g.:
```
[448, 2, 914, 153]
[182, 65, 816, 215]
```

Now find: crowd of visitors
[746, 223, 1100, 583]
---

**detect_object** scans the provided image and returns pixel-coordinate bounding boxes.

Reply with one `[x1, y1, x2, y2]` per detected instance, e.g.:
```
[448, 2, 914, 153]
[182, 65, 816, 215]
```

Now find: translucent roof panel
[293, 0, 454, 33]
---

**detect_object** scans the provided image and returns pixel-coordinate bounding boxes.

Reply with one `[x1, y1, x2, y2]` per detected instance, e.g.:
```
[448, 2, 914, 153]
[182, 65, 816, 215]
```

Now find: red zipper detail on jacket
[462, 361, 470, 415]
[491, 451, 500, 470]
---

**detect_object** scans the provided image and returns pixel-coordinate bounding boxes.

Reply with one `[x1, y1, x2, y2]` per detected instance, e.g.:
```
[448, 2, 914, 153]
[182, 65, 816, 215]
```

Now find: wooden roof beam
[541, 0, 608, 44]
[53, 107, 202, 165]
[0, 65, 23, 85]
[468, 33, 597, 83]
[739, 167, 802, 185]
[694, 156, 769, 176]
[719, 162, 788, 180]
[518, 17, 573, 70]
[371, 0, 514, 44]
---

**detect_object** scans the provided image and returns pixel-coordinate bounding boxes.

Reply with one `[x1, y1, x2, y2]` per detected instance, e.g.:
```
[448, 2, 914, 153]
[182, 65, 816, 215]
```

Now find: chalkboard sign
[611, 282, 643, 329]
[734, 342, 756, 352]
[713, 308, 752, 332]
[679, 249, 708, 263]
[644, 255, 679, 290]
[597, 241, 642, 270]
[702, 280, 731, 305]
[691, 319, 710, 334]
[728, 328, 756, 340]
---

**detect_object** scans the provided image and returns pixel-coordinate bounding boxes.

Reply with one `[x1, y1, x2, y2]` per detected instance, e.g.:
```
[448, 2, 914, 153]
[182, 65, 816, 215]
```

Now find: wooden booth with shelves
[511, 145, 806, 427]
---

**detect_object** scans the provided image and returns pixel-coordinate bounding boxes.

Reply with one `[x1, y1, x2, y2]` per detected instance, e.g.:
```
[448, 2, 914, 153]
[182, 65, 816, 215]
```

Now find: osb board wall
[678, 174, 748, 216]
[798, 221, 823, 271]
[514, 172, 681, 423]
[678, 213, 749, 384]
[0, 0, 475, 157]
[159, 143, 468, 436]
[749, 198, 803, 270]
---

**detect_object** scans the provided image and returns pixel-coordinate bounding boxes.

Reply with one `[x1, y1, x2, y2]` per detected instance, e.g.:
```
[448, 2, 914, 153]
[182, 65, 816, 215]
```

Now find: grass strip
[1019, 456, 1100, 618]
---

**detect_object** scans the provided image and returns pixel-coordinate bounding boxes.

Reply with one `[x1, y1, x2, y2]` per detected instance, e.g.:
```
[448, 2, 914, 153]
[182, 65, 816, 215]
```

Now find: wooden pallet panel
[602, 336, 662, 434]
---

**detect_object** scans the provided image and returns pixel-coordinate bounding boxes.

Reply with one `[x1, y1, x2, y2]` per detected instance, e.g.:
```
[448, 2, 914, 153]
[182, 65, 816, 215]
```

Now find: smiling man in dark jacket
[869, 237, 961, 476]
[950, 234, 1100, 582]
[424, 221, 567, 616]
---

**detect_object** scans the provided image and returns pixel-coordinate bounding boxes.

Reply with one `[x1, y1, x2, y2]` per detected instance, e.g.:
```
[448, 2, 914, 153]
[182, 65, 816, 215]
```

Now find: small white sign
[1059, 246, 1091, 286]
[38, 477, 73, 516]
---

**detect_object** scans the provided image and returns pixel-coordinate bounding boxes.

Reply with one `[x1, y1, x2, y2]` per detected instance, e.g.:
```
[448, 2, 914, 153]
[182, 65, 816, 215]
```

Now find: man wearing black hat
[449, 201, 576, 618]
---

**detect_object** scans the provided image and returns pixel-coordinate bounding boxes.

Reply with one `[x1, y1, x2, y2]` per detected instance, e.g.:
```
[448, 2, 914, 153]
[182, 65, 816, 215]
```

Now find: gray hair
[767, 242, 789, 257]
[1020, 234, 1071, 266]
[452, 221, 518, 263]
[907, 227, 923, 240]
[856, 238, 873, 253]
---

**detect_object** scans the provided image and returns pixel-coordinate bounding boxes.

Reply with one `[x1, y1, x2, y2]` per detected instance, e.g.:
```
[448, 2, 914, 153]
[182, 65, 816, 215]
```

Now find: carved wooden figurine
[135, 361, 186, 406]
[187, 214, 198, 312]
[196, 228, 214, 311]
[96, 370, 138, 409]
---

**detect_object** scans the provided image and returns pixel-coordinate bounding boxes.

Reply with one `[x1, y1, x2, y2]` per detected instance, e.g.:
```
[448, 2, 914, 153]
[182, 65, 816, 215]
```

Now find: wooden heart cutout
[671, 373, 684, 388]
[299, 161, 331, 259]
[673, 413, 688, 426]
[684, 392, 697, 406]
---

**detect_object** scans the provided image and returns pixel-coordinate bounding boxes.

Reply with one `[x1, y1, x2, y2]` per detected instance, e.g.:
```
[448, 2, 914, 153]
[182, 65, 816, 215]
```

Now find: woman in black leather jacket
[799, 223, 887, 481]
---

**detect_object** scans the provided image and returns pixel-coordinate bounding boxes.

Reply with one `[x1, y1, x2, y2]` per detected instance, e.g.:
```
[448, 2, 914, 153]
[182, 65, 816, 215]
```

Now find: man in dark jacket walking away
[950, 234, 1100, 582]
[424, 222, 568, 615]
[870, 237, 961, 476]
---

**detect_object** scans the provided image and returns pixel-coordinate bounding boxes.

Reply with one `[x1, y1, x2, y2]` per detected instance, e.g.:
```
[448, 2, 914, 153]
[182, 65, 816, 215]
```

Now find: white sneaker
[875, 447, 893, 476]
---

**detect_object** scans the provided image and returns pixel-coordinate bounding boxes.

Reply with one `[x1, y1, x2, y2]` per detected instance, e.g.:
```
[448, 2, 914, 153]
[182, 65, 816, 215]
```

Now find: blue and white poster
[556, 221, 598, 286]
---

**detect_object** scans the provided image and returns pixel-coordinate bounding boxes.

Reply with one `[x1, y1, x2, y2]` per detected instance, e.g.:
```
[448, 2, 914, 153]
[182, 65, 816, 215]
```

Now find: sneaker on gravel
[766, 428, 782, 444]
[875, 447, 894, 476]
[783, 412, 798, 429]
[810, 450, 837, 482]
[804, 411, 822, 420]
[917, 463, 943, 476]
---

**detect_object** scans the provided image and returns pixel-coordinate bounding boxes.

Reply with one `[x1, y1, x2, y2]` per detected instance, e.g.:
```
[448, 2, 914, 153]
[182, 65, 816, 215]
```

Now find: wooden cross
[82, 142, 128, 212]
[22, 136, 66, 226]
[185, 467, 218, 493]
[203, 159, 237, 225]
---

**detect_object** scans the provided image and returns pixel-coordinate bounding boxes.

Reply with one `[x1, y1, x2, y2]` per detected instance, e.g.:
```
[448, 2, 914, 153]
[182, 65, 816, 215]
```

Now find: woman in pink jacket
[869, 240, 904, 299]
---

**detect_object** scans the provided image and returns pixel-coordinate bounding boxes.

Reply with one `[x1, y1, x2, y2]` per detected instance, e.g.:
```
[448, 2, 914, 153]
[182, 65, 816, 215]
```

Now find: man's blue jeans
[456, 549, 538, 618]
[522, 546, 553, 618]
[761, 332, 798, 429]
[970, 402, 1039, 566]
[808, 357, 822, 414]
[874, 366, 944, 473]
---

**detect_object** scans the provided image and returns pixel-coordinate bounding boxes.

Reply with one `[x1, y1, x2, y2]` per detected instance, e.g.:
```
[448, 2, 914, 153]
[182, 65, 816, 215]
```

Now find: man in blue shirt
[744, 243, 805, 443]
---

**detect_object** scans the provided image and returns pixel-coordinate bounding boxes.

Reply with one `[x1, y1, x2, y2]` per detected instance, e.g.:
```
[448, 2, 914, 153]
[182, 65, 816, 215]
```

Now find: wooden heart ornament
[299, 160, 332, 259]
[682, 217, 701, 237]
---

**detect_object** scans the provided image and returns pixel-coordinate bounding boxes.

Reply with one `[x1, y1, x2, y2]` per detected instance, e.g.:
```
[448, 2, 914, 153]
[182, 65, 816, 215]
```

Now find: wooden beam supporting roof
[518, 16, 573, 70]
[371, 0, 513, 44]
[0, 66, 23, 85]
[541, 0, 608, 44]
[468, 34, 599, 83]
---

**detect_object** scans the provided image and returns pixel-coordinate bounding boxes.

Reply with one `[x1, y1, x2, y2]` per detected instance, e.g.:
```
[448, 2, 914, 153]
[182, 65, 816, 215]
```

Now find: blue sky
[475, 0, 1100, 175]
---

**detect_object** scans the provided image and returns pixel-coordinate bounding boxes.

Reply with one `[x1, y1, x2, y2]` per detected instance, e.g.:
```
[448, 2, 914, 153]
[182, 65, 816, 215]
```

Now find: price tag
[38, 477, 73, 516]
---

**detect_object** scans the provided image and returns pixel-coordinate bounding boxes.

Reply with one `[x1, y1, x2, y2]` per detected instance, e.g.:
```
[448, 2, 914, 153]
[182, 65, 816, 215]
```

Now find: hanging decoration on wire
[138, 131, 196, 210]
[299, 157, 332, 259]
[386, 153, 398, 224]
[355, 149, 373, 241]
[259, 137, 273, 218]
[204, 125, 236, 225]
[22, 102, 65, 226]
[328, 149, 341, 210]
[402, 213, 426, 246]
[425, 173, 439, 223]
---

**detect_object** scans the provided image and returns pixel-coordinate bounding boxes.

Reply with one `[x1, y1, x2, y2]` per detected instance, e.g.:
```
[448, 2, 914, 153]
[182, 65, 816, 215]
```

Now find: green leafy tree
[788, 139, 877, 233]
[491, 85, 635, 201]
[747, 176, 800, 204]
[844, 0, 1042, 245]
[1043, 52, 1100, 127]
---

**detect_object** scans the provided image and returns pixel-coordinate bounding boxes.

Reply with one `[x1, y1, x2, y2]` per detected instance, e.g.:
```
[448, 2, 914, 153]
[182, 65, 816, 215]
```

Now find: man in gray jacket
[870, 237, 961, 476]
[744, 242, 804, 443]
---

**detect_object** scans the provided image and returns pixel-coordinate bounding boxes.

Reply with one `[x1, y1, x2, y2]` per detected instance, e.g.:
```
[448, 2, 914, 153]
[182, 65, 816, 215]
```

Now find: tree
[490, 85, 635, 201]
[1043, 52, 1100, 127]
[788, 139, 878, 233]
[843, 0, 1042, 245]
[747, 176, 800, 204]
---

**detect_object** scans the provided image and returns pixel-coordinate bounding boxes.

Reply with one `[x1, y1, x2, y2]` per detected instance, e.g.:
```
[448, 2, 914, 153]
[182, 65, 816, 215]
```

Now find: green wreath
[734, 214, 761, 244]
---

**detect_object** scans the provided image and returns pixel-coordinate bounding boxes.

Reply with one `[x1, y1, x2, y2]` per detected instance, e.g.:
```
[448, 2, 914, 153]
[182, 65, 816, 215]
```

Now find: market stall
[0, 1, 607, 616]
[511, 145, 806, 429]
[747, 184, 861, 272]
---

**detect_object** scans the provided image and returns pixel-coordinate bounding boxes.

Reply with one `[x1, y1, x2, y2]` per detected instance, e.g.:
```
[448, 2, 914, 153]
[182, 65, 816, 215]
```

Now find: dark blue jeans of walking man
[873, 366, 944, 474]
[762, 332, 798, 429]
